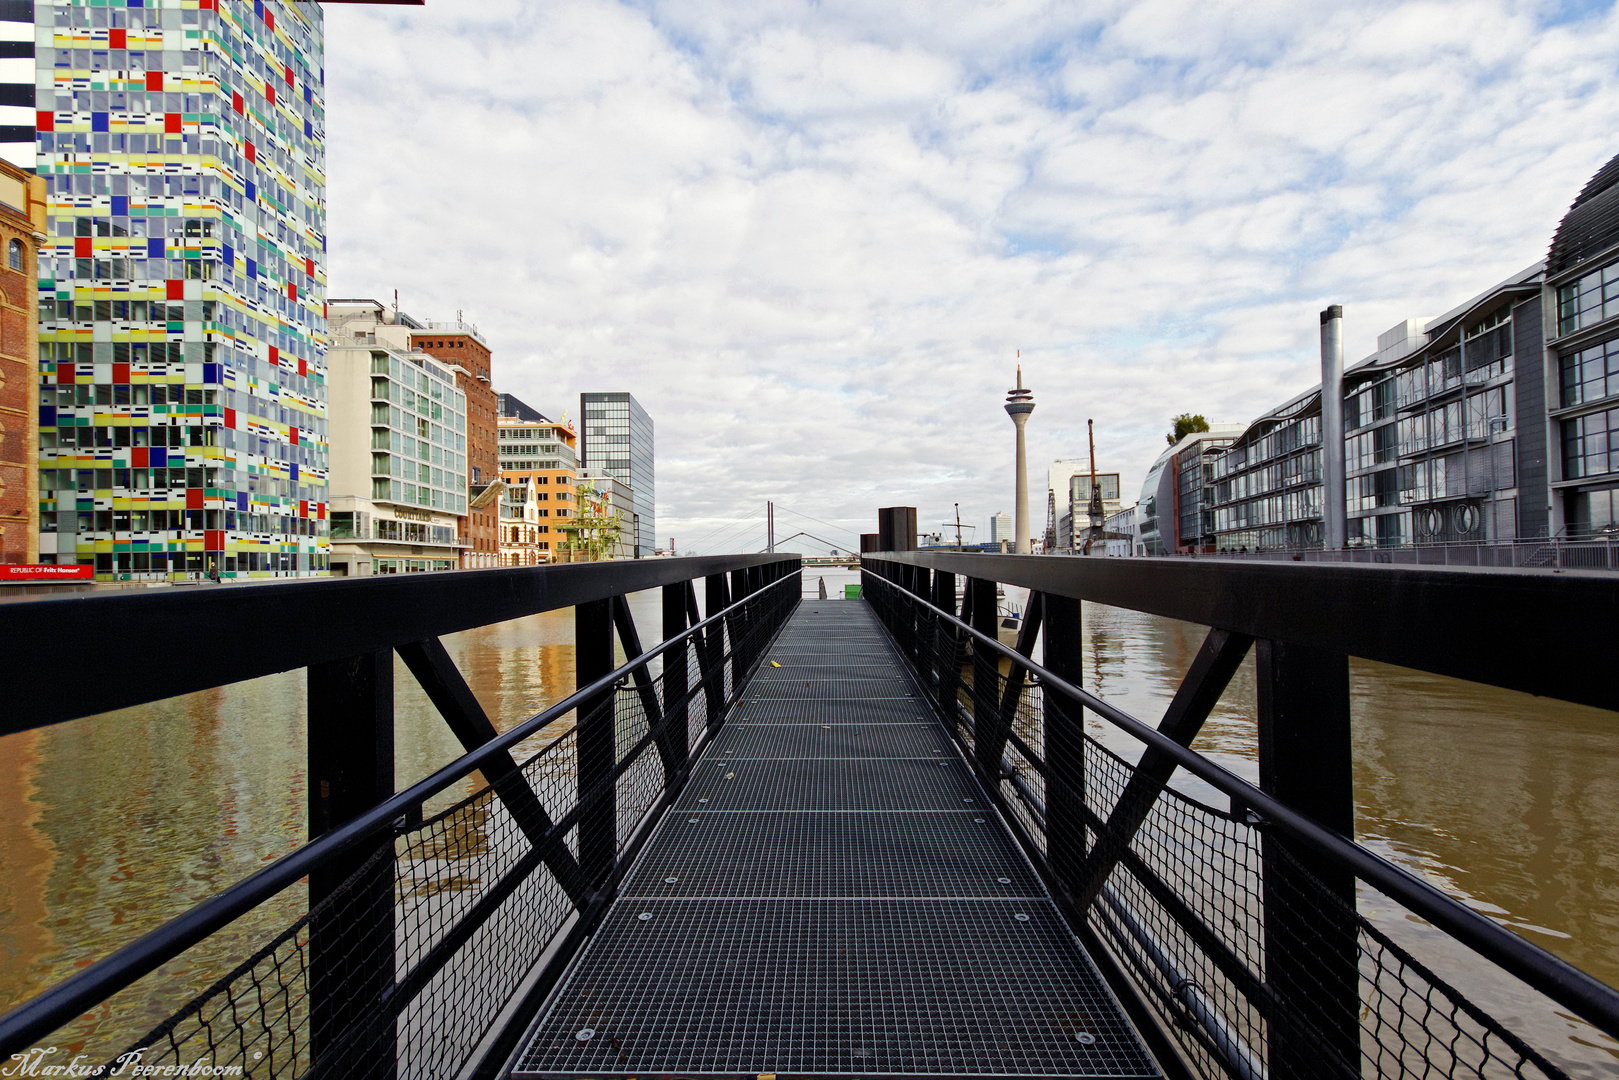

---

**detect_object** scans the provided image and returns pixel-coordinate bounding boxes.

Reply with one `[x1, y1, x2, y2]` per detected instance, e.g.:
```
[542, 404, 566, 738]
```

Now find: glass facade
[1205, 299, 1522, 552]
[1563, 405, 1619, 482]
[1209, 412, 1323, 551]
[366, 351, 467, 513]
[581, 392, 654, 558]
[498, 425, 576, 473]
[1560, 334, 1619, 408]
[1557, 258, 1619, 336]
[34, 0, 328, 579]
[1385, 307, 1517, 543]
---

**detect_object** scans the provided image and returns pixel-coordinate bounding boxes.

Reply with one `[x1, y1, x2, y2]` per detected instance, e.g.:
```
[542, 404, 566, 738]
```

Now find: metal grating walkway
[509, 603, 1159, 1079]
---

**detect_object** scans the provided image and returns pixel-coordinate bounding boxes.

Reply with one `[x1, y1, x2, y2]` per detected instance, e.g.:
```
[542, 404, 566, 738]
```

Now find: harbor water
[1, 568, 1615, 1073]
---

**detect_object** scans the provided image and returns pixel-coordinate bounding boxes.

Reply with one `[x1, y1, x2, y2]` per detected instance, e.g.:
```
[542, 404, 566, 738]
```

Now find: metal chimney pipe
[1320, 305, 1347, 550]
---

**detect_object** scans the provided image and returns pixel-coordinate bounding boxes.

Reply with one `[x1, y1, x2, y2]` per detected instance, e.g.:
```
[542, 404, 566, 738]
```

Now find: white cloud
[323, 0, 1619, 551]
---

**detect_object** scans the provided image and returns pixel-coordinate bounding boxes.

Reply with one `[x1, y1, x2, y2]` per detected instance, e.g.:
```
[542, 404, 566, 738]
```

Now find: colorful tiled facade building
[33, 0, 329, 578]
[0, 161, 46, 565]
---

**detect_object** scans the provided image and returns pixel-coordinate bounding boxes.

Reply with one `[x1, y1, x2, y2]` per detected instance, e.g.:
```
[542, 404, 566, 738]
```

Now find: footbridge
[0, 554, 1616, 1080]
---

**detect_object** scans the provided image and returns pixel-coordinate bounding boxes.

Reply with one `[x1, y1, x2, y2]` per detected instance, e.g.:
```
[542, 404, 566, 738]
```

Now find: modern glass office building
[1548, 153, 1619, 538]
[32, 0, 329, 579]
[1203, 267, 1538, 553]
[580, 391, 654, 558]
[1137, 427, 1242, 555]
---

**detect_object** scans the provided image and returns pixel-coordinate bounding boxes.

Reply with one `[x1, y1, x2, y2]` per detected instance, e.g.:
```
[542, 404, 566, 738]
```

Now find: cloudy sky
[324, 0, 1619, 554]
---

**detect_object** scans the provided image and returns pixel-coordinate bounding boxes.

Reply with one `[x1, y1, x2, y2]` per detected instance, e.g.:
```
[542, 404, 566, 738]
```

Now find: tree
[1167, 412, 1210, 445]
[556, 481, 624, 561]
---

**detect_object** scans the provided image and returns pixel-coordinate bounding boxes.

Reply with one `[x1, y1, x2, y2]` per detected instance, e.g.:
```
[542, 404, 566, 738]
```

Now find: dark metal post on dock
[662, 583, 691, 764]
[730, 567, 752, 683]
[1257, 638, 1358, 1080]
[576, 597, 618, 889]
[914, 566, 935, 688]
[306, 648, 396, 1078]
[705, 573, 731, 720]
[1043, 595, 1087, 889]
[933, 571, 958, 720]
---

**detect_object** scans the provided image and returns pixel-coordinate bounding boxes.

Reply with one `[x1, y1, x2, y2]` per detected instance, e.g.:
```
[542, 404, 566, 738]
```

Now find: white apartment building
[326, 299, 468, 575]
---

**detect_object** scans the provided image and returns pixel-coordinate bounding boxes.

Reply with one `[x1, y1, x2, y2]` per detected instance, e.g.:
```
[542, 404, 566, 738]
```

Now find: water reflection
[0, 589, 663, 1041]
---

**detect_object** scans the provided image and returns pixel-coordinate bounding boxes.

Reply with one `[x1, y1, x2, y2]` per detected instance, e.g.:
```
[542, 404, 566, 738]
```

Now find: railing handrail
[865, 567, 1619, 1041]
[865, 551, 1619, 714]
[0, 555, 797, 736]
[0, 568, 801, 1058]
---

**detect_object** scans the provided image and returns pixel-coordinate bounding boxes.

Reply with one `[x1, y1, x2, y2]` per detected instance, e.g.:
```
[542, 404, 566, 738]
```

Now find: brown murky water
[1, 574, 1616, 1073]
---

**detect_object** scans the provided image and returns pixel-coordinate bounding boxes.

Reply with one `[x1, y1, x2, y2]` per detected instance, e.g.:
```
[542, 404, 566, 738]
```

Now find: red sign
[0, 565, 93, 581]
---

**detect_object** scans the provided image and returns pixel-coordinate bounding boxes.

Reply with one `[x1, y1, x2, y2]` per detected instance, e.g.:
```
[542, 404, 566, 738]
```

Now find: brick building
[413, 321, 497, 568]
[0, 162, 46, 565]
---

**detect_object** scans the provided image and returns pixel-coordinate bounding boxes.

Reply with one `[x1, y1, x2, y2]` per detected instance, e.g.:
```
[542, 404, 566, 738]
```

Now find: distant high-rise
[580, 392, 654, 558]
[988, 512, 1012, 545]
[33, 0, 330, 579]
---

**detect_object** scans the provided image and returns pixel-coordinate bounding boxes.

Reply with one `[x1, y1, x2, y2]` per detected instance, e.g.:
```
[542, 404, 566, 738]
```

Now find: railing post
[969, 577, 999, 761]
[705, 573, 731, 723]
[933, 571, 958, 722]
[306, 649, 395, 1077]
[1043, 594, 1087, 892]
[730, 567, 752, 682]
[1256, 639, 1359, 1080]
[914, 566, 935, 690]
[899, 565, 917, 662]
[663, 582, 690, 761]
[576, 596, 617, 889]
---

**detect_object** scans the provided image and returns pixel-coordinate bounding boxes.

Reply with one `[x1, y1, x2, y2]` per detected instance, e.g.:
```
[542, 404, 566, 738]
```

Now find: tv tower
[1004, 364, 1036, 554]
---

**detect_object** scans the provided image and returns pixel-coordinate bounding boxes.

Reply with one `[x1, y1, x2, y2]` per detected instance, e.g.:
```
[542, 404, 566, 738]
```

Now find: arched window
[8, 239, 21, 271]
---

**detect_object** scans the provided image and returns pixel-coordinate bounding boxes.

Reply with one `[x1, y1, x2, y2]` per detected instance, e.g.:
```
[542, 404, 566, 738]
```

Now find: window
[8, 239, 21, 270]
[1564, 406, 1619, 480]
[1558, 260, 1619, 336]
[1560, 335, 1619, 408]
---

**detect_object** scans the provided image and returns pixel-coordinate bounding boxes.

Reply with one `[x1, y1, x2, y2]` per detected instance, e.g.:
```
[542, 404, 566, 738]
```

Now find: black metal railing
[0, 555, 801, 1078]
[862, 553, 1619, 1080]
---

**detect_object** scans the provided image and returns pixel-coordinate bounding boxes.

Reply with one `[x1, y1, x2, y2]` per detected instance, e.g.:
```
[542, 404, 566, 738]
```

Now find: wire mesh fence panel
[859, 567, 1596, 1080]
